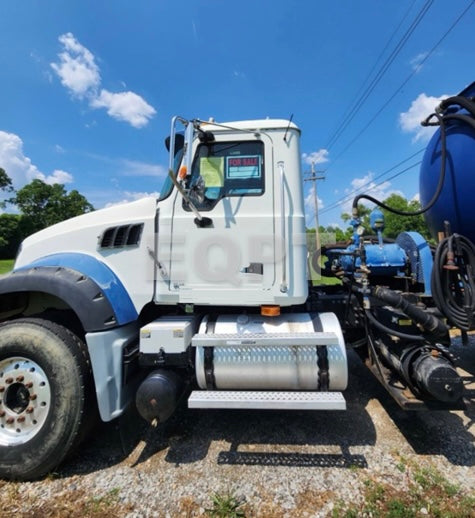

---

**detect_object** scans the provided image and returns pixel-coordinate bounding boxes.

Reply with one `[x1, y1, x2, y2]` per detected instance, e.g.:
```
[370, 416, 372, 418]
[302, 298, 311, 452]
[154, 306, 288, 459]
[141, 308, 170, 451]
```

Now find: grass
[332, 463, 475, 518]
[1, 465, 473, 518]
[0, 482, 131, 518]
[310, 255, 342, 286]
[205, 492, 246, 518]
[0, 259, 13, 274]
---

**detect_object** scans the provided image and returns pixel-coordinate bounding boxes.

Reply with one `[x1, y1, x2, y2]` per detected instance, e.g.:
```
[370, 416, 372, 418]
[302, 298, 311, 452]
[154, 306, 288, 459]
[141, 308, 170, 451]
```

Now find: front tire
[0, 318, 90, 480]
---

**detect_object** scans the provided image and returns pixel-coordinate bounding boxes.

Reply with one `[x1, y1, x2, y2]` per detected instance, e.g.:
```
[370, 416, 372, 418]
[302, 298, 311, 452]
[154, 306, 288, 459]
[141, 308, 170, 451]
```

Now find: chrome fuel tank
[195, 312, 347, 391]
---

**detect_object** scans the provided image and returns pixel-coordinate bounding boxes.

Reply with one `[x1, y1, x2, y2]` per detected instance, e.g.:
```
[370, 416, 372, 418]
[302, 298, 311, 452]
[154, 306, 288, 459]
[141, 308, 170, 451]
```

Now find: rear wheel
[0, 318, 91, 480]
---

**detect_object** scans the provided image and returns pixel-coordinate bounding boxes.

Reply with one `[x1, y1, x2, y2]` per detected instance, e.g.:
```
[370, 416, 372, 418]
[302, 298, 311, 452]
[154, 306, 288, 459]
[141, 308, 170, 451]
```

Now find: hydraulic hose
[443, 113, 475, 131]
[352, 112, 447, 216]
[438, 95, 475, 116]
[364, 309, 425, 342]
[431, 234, 475, 330]
[372, 285, 449, 339]
[352, 95, 475, 218]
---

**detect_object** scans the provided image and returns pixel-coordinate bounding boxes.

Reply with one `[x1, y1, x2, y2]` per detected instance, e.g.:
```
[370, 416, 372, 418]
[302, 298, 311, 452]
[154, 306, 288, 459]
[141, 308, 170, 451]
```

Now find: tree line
[0, 168, 93, 258]
[1, 163, 432, 261]
[306, 193, 432, 256]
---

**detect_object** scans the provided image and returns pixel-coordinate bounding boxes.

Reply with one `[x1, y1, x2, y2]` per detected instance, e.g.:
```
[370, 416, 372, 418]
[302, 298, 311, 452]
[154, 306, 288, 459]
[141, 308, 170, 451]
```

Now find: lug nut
[0, 386, 4, 393]
[5, 377, 13, 384]
[26, 407, 34, 414]
[0, 411, 5, 418]
[25, 382, 33, 389]
[29, 394, 37, 401]
[6, 417, 14, 425]
[16, 375, 24, 382]
[17, 416, 25, 423]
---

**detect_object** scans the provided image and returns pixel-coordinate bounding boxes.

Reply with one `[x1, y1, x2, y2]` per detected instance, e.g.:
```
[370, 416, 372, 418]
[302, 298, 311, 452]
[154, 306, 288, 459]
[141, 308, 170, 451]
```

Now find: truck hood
[15, 196, 158, 269]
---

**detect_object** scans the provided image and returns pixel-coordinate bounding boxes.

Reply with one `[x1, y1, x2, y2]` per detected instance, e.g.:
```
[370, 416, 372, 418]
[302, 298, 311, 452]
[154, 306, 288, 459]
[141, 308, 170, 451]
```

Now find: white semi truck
[1, 89, 474, 480]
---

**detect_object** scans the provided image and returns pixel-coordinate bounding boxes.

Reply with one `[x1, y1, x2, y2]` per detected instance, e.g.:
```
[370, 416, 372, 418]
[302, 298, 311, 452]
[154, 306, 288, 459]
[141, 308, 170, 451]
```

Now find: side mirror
[165, 133, 184, 153]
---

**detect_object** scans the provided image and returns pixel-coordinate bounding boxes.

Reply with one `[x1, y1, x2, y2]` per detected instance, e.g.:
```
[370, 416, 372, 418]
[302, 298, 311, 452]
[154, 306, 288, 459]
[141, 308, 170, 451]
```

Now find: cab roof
[199, 118, 301, 134]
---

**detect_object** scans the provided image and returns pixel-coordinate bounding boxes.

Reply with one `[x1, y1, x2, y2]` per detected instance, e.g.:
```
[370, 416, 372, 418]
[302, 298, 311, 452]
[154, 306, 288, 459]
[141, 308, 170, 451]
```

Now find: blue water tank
[419, 82, 475, 242]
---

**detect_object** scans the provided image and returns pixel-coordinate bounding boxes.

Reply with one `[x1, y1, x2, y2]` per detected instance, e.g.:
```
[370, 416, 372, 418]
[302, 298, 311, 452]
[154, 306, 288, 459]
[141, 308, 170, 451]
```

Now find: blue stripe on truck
[16, 253, 138, 325]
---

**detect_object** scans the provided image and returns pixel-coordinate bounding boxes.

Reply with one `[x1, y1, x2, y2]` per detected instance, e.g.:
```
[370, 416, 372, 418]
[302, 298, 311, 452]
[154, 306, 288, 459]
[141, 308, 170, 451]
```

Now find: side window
[184, 141, 264, 211]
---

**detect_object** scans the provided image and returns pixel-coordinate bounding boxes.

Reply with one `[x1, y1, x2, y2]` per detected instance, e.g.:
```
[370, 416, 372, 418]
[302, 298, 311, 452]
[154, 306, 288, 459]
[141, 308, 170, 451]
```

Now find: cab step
[188, 390, 346, 410]
[191, 332, 339, 348]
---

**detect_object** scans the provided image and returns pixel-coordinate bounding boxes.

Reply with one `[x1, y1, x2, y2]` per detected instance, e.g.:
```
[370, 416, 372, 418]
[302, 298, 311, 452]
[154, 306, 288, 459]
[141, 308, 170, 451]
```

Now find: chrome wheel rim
[0, 356, 51, 446]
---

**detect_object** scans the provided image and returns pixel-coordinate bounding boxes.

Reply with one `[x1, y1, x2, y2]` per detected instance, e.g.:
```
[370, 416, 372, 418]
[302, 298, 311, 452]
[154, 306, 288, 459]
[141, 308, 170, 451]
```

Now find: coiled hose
[431, 234, 475, 330]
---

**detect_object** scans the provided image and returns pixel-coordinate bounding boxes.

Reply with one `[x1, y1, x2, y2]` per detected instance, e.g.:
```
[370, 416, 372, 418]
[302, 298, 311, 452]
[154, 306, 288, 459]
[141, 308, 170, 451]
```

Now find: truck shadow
[60, 348, 475, 477]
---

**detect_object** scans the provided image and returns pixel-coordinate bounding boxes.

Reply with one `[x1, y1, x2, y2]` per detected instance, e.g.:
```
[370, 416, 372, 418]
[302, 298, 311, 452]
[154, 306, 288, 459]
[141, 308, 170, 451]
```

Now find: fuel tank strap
[312, 313, 329, 390]
[204, 315, 217, 389]
[317, 346, 329, 391]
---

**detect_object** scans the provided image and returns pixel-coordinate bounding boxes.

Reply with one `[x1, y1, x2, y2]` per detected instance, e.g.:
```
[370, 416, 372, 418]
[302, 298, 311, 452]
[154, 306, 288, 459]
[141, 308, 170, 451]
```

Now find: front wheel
[0, 318, 91, 480]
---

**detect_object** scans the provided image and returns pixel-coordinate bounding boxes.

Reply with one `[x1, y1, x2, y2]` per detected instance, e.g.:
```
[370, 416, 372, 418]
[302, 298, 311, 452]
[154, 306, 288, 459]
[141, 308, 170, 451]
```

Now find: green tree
[14, 179, 94, 233]
[341, 204, 372, 235]
[0, 167, 14, 209]
[341, 195, 431, 241]
[0, 167, 13, 192]
[0, 214, 34, 258]
[324, 225, 352, 243]
[380, 194, 431, 240]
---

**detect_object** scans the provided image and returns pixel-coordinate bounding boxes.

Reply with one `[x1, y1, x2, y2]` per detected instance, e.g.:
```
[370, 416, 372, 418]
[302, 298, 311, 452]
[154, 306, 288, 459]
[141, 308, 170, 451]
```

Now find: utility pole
[304, 162, 326, 253]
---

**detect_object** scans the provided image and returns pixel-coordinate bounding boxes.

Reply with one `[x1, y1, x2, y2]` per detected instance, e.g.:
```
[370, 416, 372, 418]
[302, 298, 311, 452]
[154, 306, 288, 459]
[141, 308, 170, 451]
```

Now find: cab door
[165, 133, 277, 306]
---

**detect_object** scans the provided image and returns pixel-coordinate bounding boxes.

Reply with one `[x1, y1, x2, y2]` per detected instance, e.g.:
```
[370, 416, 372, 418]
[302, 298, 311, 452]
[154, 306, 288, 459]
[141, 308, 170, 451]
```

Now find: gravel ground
[1, 338, 475, 517]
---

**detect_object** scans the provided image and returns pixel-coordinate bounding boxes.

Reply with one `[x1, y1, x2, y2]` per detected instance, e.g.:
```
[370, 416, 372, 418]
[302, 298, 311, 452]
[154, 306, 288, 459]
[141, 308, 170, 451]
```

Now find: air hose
[431, 234, 475, 330]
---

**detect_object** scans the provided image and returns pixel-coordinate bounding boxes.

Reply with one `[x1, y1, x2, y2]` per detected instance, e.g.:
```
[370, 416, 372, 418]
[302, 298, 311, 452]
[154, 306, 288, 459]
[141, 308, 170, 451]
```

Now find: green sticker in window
[200, 157, 224, 187]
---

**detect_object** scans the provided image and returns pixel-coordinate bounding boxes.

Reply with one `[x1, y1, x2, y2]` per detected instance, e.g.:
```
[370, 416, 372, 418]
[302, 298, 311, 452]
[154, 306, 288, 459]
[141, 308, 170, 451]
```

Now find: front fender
[0, 253, 138, 332]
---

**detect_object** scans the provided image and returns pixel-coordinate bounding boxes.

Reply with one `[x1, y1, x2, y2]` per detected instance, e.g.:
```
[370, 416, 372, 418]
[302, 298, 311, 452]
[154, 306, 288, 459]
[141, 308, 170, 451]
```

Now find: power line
[325, 0, 433, 151]
[329, 0, 475, 164]
[320, 150, 424, 216]
[320, 148, 424, 214]
[330, 0, 417, 142]
[321, 161, 422, 217]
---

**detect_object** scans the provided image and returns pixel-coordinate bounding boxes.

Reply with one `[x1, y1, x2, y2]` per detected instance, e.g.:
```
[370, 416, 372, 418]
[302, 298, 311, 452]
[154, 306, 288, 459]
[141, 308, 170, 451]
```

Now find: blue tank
[419, 82, 475, 242]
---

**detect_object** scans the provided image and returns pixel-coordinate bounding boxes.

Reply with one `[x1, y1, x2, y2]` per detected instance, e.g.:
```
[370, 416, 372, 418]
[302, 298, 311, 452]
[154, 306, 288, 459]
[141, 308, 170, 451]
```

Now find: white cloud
[50, 32, 100, 98]
[37, 169, 74, 185]
[119, 159, 166, 177]
[0, 131, 74, 188]
[410, 52, 428, 73]
[51, 33, 156, 128]
[342, 172, 402, 213]
[83, 152, 166, 178]
[91, 89, 156, 128]
[304, 184, 324, 227]
[399, 93, 448, 142]
[0, 131, 40, 185]
[302, 149, 329, 166]
[105, 191, 159, 208]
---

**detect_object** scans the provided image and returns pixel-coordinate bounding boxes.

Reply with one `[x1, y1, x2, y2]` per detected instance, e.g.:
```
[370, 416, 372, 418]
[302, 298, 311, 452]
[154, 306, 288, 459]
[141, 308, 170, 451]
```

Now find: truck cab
[156, 117, 309, 307]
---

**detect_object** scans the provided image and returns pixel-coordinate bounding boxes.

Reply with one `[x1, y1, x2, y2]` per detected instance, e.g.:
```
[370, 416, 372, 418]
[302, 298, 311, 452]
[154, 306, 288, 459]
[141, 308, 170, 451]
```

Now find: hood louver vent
[100, 223, 144, 249]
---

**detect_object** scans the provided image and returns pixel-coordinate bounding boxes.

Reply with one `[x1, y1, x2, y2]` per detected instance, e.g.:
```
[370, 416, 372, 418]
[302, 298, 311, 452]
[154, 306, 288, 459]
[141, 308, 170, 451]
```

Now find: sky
[0, 0, 474, 228]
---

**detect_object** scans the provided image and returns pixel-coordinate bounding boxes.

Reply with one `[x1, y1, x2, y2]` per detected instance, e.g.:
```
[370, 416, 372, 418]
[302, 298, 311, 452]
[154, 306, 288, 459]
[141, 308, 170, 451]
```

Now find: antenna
[283, 114, 294, 142]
